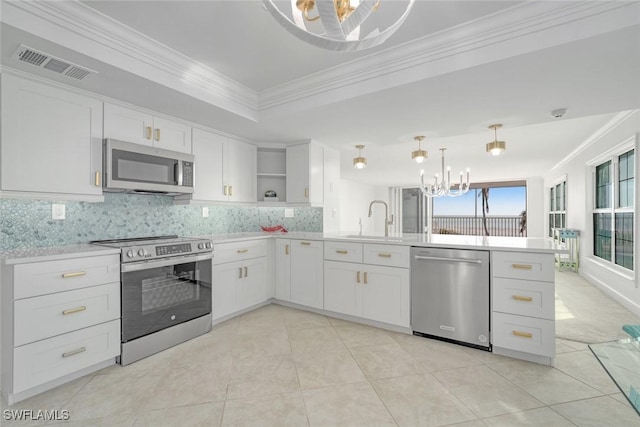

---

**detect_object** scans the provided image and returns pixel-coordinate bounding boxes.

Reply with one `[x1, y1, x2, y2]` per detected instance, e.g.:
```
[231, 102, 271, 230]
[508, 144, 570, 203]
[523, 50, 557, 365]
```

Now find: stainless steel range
[92, 235, 213, 365]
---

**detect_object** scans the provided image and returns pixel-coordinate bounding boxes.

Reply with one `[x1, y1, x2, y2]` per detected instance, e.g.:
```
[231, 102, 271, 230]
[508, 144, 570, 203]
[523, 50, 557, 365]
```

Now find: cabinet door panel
[309, 143, 324, 204]
[290, 240, 324, 309]
[2, 75, 102, 196]
[286, 144, 309, 203]
[362, 265, 410, 327]
[103, 103, 153, 146]
[239, 258, 266, 309]
[323, 261, 361, 317]
[191, 129, 226, 201]
[275, 239, 291, 301]
[153, 116, 192, 154]
[227, 139, 256, 202]
[212, 262, 240, 320]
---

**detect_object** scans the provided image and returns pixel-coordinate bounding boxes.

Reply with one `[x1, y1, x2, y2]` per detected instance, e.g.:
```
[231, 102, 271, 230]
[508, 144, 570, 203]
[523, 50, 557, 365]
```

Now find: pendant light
[486, 124, 506, 156]
[411, 135, 428, 163]
[353, 144, 367, 169]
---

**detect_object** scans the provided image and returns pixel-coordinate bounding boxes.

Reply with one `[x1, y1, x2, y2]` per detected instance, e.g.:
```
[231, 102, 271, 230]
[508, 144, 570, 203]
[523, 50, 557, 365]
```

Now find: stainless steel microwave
[103, 139, 194, 194]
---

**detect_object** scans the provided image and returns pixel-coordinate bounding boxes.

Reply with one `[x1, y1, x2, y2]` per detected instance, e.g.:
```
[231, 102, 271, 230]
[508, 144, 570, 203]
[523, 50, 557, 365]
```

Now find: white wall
[322, 146, 341, 232]
[543, 110, 640, 316]
[339, 179, 389, 235]
[526, 177, 545, 237]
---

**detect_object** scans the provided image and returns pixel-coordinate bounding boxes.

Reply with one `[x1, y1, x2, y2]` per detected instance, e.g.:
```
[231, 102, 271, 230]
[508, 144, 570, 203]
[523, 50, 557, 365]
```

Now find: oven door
[121, 253, 212, 342]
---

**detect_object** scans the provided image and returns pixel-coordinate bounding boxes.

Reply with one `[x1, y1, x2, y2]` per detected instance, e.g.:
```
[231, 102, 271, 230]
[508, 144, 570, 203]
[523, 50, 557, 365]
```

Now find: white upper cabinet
[104, 103, 191, 154]
[226, 138, 257, 203]
[190, 128, 225, 202]
[286, 142, 324, 204]
[1, 74, 103, 199]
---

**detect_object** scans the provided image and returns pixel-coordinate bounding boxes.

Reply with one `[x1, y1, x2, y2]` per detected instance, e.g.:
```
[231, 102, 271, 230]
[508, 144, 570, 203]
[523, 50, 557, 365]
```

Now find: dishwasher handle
[414, 255, 483, 264]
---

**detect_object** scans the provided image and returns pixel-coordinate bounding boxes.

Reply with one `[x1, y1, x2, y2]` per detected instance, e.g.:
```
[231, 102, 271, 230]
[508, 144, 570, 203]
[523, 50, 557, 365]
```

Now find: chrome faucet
[368, 200, 394, 237]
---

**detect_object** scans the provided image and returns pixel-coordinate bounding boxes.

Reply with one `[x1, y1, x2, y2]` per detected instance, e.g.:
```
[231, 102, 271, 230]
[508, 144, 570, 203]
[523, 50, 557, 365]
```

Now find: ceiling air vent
[13, 45, 97, 80]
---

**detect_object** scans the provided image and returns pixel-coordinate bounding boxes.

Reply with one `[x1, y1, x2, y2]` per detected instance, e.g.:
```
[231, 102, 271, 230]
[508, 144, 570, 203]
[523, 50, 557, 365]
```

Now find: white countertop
[2, 232, 566, 264]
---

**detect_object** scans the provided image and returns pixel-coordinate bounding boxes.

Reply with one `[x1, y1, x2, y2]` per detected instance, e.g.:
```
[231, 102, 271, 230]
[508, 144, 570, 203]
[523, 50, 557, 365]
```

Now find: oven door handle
[121, 253, 213, 272]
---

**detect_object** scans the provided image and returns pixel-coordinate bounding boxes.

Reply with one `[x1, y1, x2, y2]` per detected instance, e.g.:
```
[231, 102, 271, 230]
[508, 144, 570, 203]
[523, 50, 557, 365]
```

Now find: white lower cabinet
[212, 240, 267, 320]
[323, 243, 410, 328]
[275, 239, 292, 301]
[289, 240, 324, 309]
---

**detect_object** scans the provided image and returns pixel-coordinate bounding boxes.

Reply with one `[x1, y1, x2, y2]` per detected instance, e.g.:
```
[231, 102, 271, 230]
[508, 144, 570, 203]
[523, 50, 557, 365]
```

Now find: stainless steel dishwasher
[411, 247, 490, 350]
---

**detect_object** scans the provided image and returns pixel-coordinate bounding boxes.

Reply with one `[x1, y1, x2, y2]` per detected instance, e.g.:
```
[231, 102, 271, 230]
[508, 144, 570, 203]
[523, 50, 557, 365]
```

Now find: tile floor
[2, 303, 639, 426]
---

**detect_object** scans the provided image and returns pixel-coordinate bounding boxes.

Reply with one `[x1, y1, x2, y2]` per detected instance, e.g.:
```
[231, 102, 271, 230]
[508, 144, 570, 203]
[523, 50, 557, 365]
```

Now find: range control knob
[198, 243, 205, 249]
[206, 242, 212, 249]
[126, 250, 134, 258]
[138, 249, 146, 257]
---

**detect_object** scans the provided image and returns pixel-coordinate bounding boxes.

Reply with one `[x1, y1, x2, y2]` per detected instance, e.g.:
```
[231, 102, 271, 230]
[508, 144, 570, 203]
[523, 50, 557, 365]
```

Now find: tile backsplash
[0, 193, 323, 250]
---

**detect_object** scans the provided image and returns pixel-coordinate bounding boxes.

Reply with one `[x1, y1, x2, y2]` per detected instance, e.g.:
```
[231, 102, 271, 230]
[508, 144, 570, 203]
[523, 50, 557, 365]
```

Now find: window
[592, 149, 635, 271]
[548, 180, 566, 238]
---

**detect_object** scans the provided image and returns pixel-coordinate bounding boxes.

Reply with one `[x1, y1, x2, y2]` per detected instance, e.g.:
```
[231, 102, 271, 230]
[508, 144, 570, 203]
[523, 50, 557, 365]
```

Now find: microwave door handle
[175, 161, 183, 186]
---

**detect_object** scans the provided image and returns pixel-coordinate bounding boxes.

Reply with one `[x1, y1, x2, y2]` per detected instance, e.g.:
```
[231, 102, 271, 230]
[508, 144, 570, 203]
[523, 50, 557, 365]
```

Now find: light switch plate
[52, 204, 65, 220]
[284, 208, 294, 218]
[202, 207, 209, 218]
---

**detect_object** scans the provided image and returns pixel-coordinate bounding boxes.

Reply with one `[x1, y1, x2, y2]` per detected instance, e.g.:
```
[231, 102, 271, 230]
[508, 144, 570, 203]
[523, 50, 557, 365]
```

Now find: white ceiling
[2, 0, 639, 186]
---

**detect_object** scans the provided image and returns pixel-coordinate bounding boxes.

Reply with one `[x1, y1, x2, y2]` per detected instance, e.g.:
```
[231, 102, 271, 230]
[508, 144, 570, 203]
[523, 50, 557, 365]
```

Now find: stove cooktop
[91, 235, 213, 263]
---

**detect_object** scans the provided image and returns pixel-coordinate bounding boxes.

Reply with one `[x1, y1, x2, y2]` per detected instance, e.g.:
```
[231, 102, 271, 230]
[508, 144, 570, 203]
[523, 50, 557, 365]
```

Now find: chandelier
[262, 0, 415, 52]
[419, 148, 470, 198]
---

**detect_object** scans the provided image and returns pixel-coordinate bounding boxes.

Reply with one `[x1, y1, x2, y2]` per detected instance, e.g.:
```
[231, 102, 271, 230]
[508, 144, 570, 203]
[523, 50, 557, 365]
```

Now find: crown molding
[1, 0, 259, 121]
[550, 110, 639, 172]
[259, 1, 640, 115]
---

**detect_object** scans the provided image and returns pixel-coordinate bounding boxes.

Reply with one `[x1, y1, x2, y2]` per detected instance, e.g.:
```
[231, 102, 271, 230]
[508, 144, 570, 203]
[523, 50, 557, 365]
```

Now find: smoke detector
[13, 45, 97, 80]
[551, 108, 567, 118]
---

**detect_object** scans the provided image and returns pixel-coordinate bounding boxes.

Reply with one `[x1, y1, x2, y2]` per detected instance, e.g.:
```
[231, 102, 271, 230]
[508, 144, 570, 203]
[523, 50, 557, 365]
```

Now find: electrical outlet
[202, 207, 209, 218]
[284, 208, 294, 218]
[52, 204, 66, 220]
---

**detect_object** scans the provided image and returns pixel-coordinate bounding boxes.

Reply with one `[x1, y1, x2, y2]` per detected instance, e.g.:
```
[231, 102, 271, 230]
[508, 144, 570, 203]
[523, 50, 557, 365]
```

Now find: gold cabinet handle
[512, 330, 533, 339]
[512, 264, 533, 270]
[356, 271, 361, 283]
[62, 271, 86, 279]
[512, 295, 533, 302]
[94, 171, 101, 186]
[378, 253, 392, 258]
[229, 186, 233, 196]
[238, 267, 243, 279]
[364, 272, 368, 284]
[304, 188, 309, 198]
[224, 185, 229, 196]
[62, 347, 86, 358]
[237, 249, 249, 254]
[145, 126, 153, 140]
[285, 244, 289, 255]
[244, 266, 248, 277]
[336, 250, 348, 254]
[154, 128, 161, 141]
[300, 241, 311, 246]
[62, 306, 87, 316]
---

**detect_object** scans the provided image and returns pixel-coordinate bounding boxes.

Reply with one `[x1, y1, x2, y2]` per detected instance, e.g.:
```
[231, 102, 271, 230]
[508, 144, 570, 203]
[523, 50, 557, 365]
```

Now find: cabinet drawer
[492, 251, 555, 282]
[13, 320, 120, 393]
[14, 283, 121, 347]
[363, 244, 409, 268]
[493, 277, 554, 320]
[14, 255, 120, 300]
[492, 312, 555, 357]
[213, 240, 266, 265]
[324, 241, 363, 263]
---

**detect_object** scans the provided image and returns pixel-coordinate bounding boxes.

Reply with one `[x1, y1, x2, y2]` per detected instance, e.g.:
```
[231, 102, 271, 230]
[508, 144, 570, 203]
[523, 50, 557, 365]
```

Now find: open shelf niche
[257, 147, 287, 204]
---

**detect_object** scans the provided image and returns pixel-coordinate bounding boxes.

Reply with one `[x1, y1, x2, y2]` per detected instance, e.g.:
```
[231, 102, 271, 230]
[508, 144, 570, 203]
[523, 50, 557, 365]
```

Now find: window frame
[548, 176, 567, 239]
[589, 137, 636, 274]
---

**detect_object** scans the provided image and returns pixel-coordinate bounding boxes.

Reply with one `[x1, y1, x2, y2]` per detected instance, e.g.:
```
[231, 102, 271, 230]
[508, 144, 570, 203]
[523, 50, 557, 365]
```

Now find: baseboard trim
[580, 269, 640, 318]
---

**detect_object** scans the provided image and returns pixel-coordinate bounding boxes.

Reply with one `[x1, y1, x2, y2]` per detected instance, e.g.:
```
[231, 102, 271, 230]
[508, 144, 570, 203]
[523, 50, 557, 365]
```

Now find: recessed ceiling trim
[259, 1, 640, 113]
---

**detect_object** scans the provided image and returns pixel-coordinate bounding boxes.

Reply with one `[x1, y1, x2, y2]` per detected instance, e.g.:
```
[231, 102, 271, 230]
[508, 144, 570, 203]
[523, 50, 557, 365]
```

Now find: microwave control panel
[182, 161, 193, 187]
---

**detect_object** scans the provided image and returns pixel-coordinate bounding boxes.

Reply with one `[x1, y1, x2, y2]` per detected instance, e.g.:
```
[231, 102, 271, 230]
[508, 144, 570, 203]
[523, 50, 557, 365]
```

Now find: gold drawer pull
[154, 128, 161, 141]
[512, 330, 533, 339]
[62, 347, 86, 358]
[95, 171, 101, 186]
[304, 188, 309, 198]
[356, 271, 361, 283]
[237, 249, 249, 254]
[62, 271, 86, 278]
[285, 244, 289, 255]
[300, 241, 311, 246]
[229, 186, 233, 196]
[62, 306, 87, 315]
[512, 264, 533, 270]
[512, 295, 533, 302]
[336, 250, 348, 254]
[145, 126, 153, 140]
[364, 272, 368, 284]
[378, 253, 392, 258]
[224, 185, 229, 196]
